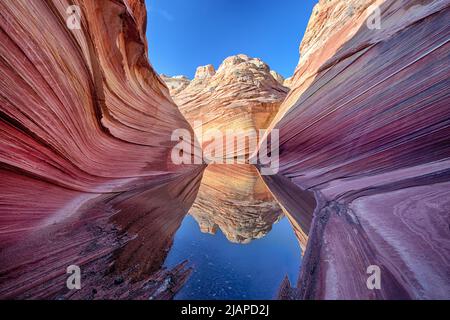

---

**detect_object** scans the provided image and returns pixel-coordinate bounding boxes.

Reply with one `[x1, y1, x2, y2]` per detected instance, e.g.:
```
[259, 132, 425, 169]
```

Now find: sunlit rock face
[0, 0, 202, 299]
[0, 168, 204, 299]
[283, 77, 293, 88]
[264, 0, 450, 299]
[171, 54, 289, 160]
[160, 74, 191, 96]
[270, 70, 285, 85]
[190, 165, 283, 244]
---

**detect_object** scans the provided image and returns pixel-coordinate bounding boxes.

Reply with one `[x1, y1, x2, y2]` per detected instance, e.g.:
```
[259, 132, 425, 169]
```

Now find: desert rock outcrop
[172, 54, 289, 160]
[264, 0, 450, 299]
[270, 70, 285, 85]
[160, 74, 191, 96]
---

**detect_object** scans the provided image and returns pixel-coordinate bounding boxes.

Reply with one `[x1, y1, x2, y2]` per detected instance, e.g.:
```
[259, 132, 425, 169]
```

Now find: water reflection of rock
[0, 167, 204, 299]
[190, 165, 283, 244]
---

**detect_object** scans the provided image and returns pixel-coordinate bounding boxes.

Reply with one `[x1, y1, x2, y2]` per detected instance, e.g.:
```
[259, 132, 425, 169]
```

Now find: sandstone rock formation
[160, 74, 191, 96]
[263, 0, 450, 299]
[171, 54, 289, 160]
[283, 76, 293, 88]
[270, 70, 285, 85]
[1, 0, 449, 301]
[190, 164, 283, 244]
[0, 0, 202, 299]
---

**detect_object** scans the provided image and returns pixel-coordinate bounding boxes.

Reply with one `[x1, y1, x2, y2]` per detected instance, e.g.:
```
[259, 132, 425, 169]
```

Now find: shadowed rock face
[264, 0, 450, 299]
[190, 164, 283, 244]
[0, 168, 204, 299]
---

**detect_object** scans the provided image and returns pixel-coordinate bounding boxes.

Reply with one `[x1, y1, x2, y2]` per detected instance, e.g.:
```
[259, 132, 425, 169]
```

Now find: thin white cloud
[148, 6, 174, 22]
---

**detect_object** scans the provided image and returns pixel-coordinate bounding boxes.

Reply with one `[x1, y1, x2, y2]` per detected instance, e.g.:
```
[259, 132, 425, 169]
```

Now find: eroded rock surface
[270, 70, 285, 85]
[265, 0, 450, 299]
[0, 0, 202, 299]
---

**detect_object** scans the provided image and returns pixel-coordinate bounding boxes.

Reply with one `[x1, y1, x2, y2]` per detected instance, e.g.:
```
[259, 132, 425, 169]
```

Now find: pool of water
[163, 214, 301, 300]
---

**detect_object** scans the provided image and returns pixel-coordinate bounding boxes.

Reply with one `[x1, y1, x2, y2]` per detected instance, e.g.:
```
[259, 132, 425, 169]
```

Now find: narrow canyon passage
[1, 0, 449, 300]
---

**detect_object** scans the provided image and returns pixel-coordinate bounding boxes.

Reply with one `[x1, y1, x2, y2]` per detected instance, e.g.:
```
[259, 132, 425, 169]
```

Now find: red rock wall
[0, 0, 197, 246]
[2, 0, 449, 300]
[0, 0, 203, 299]
[264, 0, 450, 299]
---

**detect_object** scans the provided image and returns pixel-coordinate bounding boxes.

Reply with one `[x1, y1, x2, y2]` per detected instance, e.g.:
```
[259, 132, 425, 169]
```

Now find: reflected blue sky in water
[164, 215, 301, 300]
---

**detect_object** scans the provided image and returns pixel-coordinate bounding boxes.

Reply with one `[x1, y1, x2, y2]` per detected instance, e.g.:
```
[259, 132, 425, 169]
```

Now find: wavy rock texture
[0, 0, 199, 244]
[0, 0, 202, 299]
[190, 164, 283, 244]
[169, 54, 289, 160]
[0, 167, 204, 299]
[1, 0, 449, 301]
[264, 0, 450, 299]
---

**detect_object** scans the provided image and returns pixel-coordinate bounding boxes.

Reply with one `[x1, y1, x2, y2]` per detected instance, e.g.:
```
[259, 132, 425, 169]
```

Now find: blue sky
[145, 0, 318, 79]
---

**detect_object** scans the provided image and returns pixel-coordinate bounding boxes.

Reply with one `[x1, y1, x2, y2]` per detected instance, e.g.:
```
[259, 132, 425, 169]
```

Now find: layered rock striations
[190, 164, 283, 244]
[0, 0, 200, 244]
[169, 54, 289, 160]
[1, 0, 449, 301]
[0, 0, 202, 299]
[263, 0, 450, 299]
[283, 77, 293, 88]
[0, 167, 204, 299]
